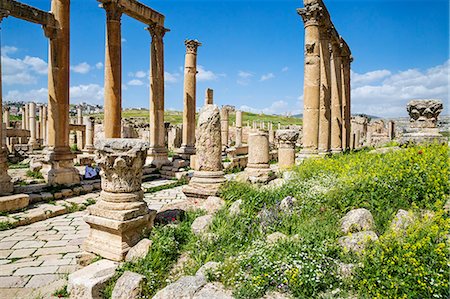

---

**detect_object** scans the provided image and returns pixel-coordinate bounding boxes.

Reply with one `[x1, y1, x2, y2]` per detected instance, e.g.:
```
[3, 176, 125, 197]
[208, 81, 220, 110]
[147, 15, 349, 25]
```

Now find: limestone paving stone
[0, 276, 30, 288]
[25, 274, 60, 288]
[14, 265, 58, 276]
[12, 240, 45, 249]
[0, 241, 18, 250]
[9, 248, 37, 259]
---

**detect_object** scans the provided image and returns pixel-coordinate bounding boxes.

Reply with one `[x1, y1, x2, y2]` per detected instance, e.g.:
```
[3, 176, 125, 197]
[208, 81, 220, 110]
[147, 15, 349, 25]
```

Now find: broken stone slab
[153, 275, 207, 299]
[338, 231, 378, 253]
[195, 261, 220, 279]
[279, 196, 297, 212]
[0, 194, 29, 213]
[67, 259, 118, 299]
[75, 251, 98, 268]
[228, 199, 242, 216]
[191, 214, 214, 235]
[111, 271, 145, 299]
[341, 208, 374, 234]
[200, 196, 225, 214]
[192, 282, 233, 299]
[125, 238, 152, 262]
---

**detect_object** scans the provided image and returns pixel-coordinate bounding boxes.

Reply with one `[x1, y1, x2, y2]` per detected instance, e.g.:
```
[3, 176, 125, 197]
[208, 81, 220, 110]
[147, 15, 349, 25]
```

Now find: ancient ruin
[298, 0, 352, 156]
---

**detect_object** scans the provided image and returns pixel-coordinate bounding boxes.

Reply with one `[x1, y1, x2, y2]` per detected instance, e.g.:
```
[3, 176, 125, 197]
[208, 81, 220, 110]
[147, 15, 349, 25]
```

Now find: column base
[175, 145, 196, 160]
[243, 165, 275, 184]
[0, 149, 13, 195]
[330, 148, 343, 154]
[41, 147, 80, 186]
[147, 147, 170, 168]
[182, 170, 226, 200]
[82, 145, 95, 154]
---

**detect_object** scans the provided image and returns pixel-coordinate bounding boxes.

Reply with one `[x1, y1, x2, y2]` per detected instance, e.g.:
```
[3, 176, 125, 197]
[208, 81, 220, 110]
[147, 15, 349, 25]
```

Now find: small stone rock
[266, 232, 287, 244]
[153, 275, 207, 299]
[228, 199, 242, 216]
[111, 271, 145, 299]
[193, 282, 233, 299]
[125, 239, 152, 262]
[82, 184, 94, 194]
[195, 261, 220, 279]
[338, 263, 357, 279]
[40, 192, 54, 202]
[191, 215, 214, 235]
[279, 196, 297, 212]
[73, 186, 83, 196]
[390, 209, 414, 231]
[266, 178, 286, 189]
[341, 208, 374, 234]
[54, 192, 63, 200]
[76, 251, 98, 267]
[201, 196, 225, 214]
[338, 231, 378, 253]
[155, 209, 186, 225]
[61, 189, 73, 198]
[68, 259, 118, 299]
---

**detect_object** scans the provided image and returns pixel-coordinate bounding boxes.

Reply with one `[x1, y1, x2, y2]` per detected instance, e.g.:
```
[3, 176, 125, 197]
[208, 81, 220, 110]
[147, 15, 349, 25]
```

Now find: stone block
[153, 275, 207, 299]
[125, 239, 152, 262]
[341, 208, 374, 234]
[111, 271, 145, 299]
[0, 194, 29, 212]
[82, 184, 94, 194]
[67, 260, 118, 299]
[61, 189, 73, 198]
[191, 215, 213, 235]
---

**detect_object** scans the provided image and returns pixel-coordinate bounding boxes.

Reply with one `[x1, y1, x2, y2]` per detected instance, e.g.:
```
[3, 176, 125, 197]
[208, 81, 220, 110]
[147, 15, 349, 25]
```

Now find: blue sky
[1, 0, 449, 117]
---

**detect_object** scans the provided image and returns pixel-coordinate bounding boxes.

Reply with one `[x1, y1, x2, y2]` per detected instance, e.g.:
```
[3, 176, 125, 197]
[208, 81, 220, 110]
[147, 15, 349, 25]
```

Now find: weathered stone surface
[338, 262, 357, 279]
[67, 260, 118, 299]
[341, 208, 374, 234]
[75, 251, 97, 267]
[191, 215, 213, 235]
[193, 282, 233, 299]
[266, 232, 287, 244]
[0, 194, 29, 212]
[276, 129, 300, 142]
[201, 196, 225, 214]
[125, 238, 152, 262]
[229, 199, 242, 216]
[154, 209, 186, 225]
[338, 231, 378, 253]
[111, 271, 145, 299]
[279, 196, 297, 212]
[153, 275, 207, 299]
[390, 209, 414, 231]
[195, 261, 220, 279]
[406, 99, 443, 128]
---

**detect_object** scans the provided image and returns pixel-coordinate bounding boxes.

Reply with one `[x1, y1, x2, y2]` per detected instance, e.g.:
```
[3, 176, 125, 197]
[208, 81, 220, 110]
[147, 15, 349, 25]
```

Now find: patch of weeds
[8, 163, 30, 169]
[53, 285, 69, 298]
[26, 170, 44, 180]
[85, 198, 96, 206]
[145, 178, 188, 194]
[0, 221, 14, 231]
[70, 144, 79, 152]
[224, 166, 243, 174]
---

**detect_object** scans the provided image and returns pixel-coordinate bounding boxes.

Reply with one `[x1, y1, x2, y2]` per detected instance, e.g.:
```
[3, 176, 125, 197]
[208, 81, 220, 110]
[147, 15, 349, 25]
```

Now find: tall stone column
[330, 38, 343, 153]
[21, 107, 26, 130]
[318, 28, 331, 154]
[102, 2, 122, 138]
[179, 40, 201, 158]
[220, 107, 229, 148]
[277, 129, 300, 169]
[3, 106, 10, 128]
[235, 110, 243, 147]
[244, 132, 273, 183]
[83, 139, 154, 261]
[205, 88, 213, 105]
[147, 24, 169, 168]
[42, 105, 48, 146]
[0, 11, 13, 194]
[42, 0, 79, 185]
[183, 105, 225, 200]
[38, 105, 44, 142]
[24, 103, 29, 130]
[298, 3, 322, 156]
[388, 121, 395, 140]
[28, 102, 37, 149]
[76, 106, 83, 150]
[341, 53, 352, 150]
[268, 123, 275, 145]
[83, 116, 95, 153]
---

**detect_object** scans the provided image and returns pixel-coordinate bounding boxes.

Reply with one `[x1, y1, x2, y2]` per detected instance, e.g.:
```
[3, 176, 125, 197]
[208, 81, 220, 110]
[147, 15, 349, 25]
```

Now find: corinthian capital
[0, 9, 9, 22]
[185, 39, 202, 54]
[147, 23, 169, 40]
[297, 3, 323, 26]
[102, 1, 122, 22]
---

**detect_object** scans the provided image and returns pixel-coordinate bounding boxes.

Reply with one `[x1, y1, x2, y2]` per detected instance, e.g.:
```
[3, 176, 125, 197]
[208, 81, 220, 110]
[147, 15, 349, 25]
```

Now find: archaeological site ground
[0, 0, 448, 298]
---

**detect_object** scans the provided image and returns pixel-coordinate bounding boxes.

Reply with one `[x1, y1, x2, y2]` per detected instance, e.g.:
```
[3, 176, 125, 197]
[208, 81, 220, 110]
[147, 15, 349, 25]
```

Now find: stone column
[179, 40, 201, 158]
[330, 38, 343, 153]
[298, 3, 322, 156]
[76, 107, 83, 150]
[205, 88, 213, 105]
[244, 132, 273, 183]
[3, 106, 9, 128]
[388, 121, 395, 140]
[101, 2, 122, 138]
[341, 47, 352, 150]
[42, 0, 80, 185]
[318, 28, 331, 154]
[268, 123, 275, 145]
[42, 105, 48, 146]
[24, 103, 29, 130]
[83, 139, 154, 261]
[235, 110, 243, 147]
[38, 105, 44, 143]
[0, 11, 12, 194]
[277, 129, 299, 169]
[183, 105, 225, 199]
[21, 107, 26, 130]
[83, 116, 95, 153]
[220, 107, 229, 148]
[147, 24, 169, 168]
[28, 102, 37, 149]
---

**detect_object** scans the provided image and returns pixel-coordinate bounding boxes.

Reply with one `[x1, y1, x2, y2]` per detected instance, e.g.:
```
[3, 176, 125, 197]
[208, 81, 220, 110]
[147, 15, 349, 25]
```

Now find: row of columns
[298, 0, 352, 156]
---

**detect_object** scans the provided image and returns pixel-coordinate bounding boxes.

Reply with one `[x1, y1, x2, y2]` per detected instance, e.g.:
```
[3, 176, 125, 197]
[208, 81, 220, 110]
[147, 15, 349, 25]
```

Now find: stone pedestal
[41, 148, 80, 186]
[83, 139, 155, 261]
[244, 132, 273, 183]
[83, 116, 95, 153]
[183, 105, 225, 200]
[277, 130, 299, 169]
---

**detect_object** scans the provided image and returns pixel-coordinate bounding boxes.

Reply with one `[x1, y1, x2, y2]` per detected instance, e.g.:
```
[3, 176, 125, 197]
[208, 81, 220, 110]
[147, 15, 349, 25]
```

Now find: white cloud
[128, 79, 144, 86]
[1, 46, 18, 55]
[134, 71, 147, 78]
[121, 38, 127, 43]
[197, 65, 220, 81]
[95, 62, 103, 69]
[351, 60, 449, 117]
[1, 50, 48, 85]
[260, 73, 275, 81]
[282, 66, 289, 72]
[5, 88, 48, 103]
[70, 84, 104, 103]
[165, 71, 180, 83]
[237, 71, 253, 85]
[240, 100, 299, 115]
[70, 62, 91, 74]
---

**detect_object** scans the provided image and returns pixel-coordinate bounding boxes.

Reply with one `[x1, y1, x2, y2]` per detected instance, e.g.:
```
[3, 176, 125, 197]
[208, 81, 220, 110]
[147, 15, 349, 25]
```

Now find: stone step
[0, 194, 30, 213]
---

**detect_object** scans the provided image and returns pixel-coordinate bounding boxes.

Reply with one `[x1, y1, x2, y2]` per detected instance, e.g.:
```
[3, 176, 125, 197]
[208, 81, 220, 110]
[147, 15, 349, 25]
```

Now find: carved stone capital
[147, 23, 169, 40]
[102, 2, 122, 22]
[95, 139, 149, 193]
[0, 9, 9, 22]
[185, 39, 202, 54]
[406, 99, 443, 128]
[297, 3, 323, 26]
[43, 25, 58, 39]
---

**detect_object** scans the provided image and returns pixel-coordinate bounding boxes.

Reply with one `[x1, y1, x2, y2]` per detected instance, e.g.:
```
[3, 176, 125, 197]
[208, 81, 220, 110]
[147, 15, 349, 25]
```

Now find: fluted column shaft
[341, 55, 352, 150]
[330, 41, 343, 153]
[318, 28, 331, 154]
